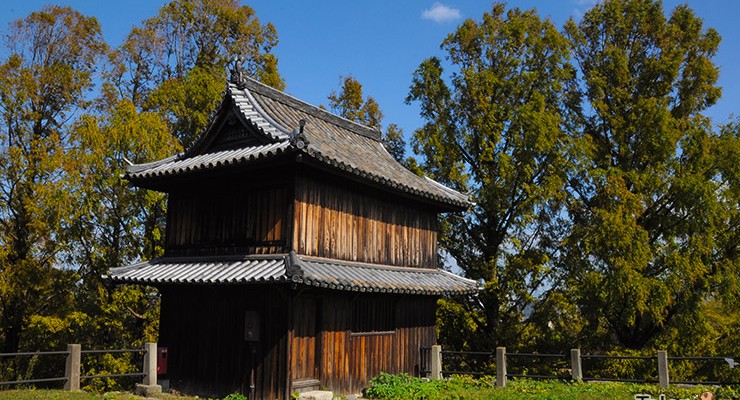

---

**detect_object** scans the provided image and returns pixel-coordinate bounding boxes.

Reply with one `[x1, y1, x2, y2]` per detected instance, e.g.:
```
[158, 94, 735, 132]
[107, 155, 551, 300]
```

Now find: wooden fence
[0, 342, 161, 395]
[421, 346, 739, 388]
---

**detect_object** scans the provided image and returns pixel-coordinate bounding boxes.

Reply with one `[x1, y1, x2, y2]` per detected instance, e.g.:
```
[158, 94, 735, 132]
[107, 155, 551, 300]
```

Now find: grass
[0, 389, 201, 400]
[2, 379, 739, 400]
[365, 373, 740, 399]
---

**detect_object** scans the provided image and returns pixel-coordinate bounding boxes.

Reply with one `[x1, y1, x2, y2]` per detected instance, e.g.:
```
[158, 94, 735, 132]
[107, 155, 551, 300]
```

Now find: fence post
[64, 344, 81, 391]
[135, 342, 162, 396]
[496, 347, 506, 387]
[658, 350, 669, 388]
[430, 345, 442, 380]
[570, 349, 582, 381]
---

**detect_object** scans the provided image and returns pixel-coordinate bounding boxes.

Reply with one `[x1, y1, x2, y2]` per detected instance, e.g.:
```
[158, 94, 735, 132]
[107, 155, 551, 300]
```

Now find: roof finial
[230, 54, 246, 87]
[290, 120, 309, 149]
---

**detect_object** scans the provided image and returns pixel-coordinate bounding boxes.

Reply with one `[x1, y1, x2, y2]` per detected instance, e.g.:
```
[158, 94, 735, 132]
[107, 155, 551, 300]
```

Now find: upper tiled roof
[107, 253, 479, 296]
[125, 76, 470, 210]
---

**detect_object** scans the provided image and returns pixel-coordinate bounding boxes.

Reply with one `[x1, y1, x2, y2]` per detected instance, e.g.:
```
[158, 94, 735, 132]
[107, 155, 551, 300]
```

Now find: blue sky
[3, 1, 738, 143]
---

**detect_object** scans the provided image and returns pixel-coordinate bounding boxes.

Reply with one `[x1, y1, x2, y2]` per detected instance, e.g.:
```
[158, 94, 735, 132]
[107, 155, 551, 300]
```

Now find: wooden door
[348, 296, 397, 392]
[349, 333, 396, 392]
[291, 297, 318, 384]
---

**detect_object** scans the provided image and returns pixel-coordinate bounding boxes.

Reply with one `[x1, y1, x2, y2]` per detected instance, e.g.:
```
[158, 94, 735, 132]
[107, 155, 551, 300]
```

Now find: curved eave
[124, 142, 294, 188]
[294, 255, 480, 296]
[302, 146, 470, 211]
[106, 255, 480, 296]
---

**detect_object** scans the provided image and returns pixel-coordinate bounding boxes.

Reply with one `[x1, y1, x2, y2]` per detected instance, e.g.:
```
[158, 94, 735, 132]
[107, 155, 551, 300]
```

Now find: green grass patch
[0, 390, 202, 400]
[365, 373, 740, 399]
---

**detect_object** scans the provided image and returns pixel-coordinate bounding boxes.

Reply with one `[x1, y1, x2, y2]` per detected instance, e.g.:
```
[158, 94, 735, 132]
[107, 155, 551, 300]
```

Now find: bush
[365, 373, 736, 400]
[365, 373, 441, 399]
[222, 394, 248, 400]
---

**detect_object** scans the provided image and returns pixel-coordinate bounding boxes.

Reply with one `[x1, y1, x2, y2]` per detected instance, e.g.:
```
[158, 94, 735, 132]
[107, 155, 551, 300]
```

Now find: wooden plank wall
[349, 333, 396, 391]
[313, 293, 438, 394]
[290, 296, 317, 382]
[165, 185, 289, 256]
[293, 174, 438, 268]
[158, 285, 289, 399]
[394, 296, 438, 377]
[317, 295, 351, 391]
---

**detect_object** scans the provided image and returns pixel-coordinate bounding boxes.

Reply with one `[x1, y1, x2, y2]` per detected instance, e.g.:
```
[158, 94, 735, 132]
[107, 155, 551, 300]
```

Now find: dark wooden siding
[290, 296, 318, 382]
[165, 185, 289, 256]
[317, 295, 351, 392]
[293, 174, 438, 268]
[158, 285, 289, 400]
[309, 292, 437, 394]
[159, 288, 437, 398]
[394, 296, 438, 378]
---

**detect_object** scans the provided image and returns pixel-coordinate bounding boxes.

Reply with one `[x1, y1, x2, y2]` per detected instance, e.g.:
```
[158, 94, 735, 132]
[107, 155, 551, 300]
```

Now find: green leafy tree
[0, 6, 107, 353]
[60, 100, 180, 390]
[328, 75, 383, 127]
[61, 3, 285, 374]
[383, 123, 408, 166]
[0, 1, 285, 387]
[407, 4, 577, 349]
[107, 0, 284, 148]
[69, 99, 180, 326]
[562, 0, 738, 349]
[328, 75, 413, 166]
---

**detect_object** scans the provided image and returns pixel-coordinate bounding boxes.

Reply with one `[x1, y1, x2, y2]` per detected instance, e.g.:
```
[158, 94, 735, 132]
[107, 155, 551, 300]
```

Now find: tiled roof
[125, 142, 291, 179]
[297, 256, 479, 295]
[107, 253, 479, 296]
[107, 256, 288, 284]
[125, 76, 470, 209]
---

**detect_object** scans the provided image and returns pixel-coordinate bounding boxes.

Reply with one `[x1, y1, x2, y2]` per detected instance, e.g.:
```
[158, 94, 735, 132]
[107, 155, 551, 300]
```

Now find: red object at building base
[157, 347, 168, 375]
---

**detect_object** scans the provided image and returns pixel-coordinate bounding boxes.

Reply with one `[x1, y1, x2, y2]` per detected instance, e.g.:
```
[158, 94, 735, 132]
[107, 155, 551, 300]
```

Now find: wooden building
[109, 71, 477, 399]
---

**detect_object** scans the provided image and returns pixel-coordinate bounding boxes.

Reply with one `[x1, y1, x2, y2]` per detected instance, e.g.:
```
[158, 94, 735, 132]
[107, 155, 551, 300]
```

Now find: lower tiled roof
[108, 256, 287, 284]
[107, 253, 479, 296]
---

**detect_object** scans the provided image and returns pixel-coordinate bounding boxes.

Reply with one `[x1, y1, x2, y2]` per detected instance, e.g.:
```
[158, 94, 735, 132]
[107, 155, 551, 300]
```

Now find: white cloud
[571, 0, 601, 22]
[421, 3, 462, 23]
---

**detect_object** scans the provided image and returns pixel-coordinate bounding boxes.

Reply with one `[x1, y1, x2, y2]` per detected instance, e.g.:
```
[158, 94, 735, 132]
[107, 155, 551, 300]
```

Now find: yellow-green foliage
[413, 0, 740, 357]
[366, 373, 739, 400]
[408, 3, 578, 351]
[0, 0, 283, 392]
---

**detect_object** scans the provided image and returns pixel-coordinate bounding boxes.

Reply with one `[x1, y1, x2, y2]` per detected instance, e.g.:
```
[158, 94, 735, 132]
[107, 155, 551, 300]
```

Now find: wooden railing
[420, 346, 740, 388]
[0, 342, 161, 395]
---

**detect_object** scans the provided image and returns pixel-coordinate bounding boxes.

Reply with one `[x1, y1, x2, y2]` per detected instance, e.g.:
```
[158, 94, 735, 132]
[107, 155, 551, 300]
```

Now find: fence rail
[0, 351, 70, 357]
[420, 346, 739, 388]
[0, 342, 161, 396]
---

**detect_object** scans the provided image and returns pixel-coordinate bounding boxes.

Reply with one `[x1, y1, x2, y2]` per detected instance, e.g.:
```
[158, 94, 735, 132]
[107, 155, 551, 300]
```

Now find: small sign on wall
[244, 311, 260, 342]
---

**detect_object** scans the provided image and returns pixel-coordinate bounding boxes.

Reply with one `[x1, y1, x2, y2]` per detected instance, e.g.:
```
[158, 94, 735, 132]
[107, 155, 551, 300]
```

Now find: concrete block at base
[298, 390, 334, 400]
[134, 383, 162, 396]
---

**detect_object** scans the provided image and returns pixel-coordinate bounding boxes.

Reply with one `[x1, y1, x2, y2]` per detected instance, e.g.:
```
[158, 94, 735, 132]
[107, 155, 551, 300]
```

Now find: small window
[351, 296, 396, 334]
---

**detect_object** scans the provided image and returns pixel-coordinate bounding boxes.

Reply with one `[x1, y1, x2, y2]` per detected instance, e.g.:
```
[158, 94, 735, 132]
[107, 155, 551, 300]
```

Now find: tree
[407, 4, 577, 349]
[59, 100, 180, 390]
[0, 1, 286, 384]
[55, 2, 286, 370]
[328, 75, 383, 127]
[0, 6, 107, 353]
[107, 0, 284, 148]
[327, 75, 412, 165]
[70, 98, 179, 321]
[562, 0, 738, 349]
[383, 123, 407, 165]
